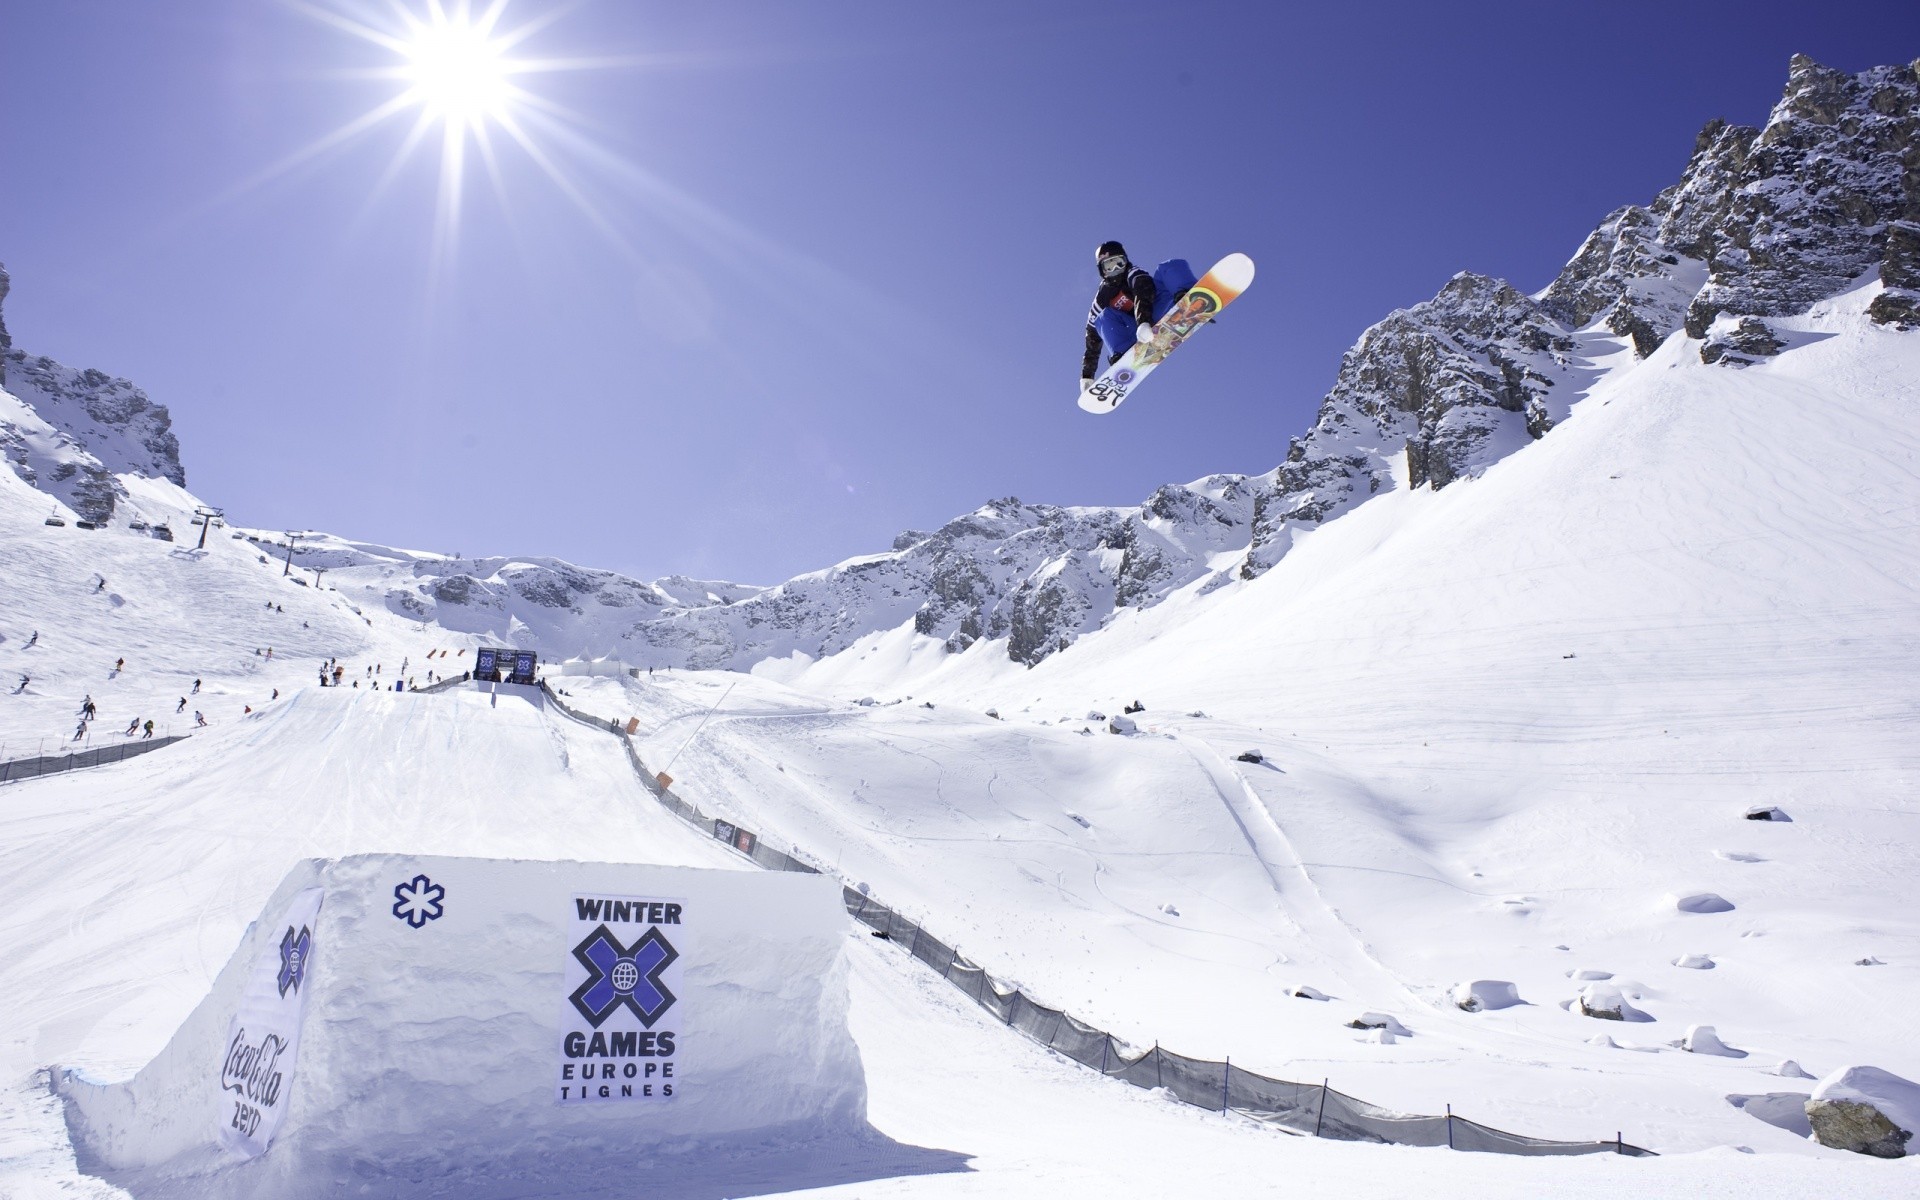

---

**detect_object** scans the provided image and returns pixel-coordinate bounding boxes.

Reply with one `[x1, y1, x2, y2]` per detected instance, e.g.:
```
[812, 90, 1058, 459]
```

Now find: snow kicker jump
[53, 854, 876, 1199]
[1080, 253, 1256, 415]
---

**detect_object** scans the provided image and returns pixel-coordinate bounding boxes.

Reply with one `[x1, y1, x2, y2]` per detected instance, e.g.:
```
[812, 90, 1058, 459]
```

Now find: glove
[1080, 376, 1095, 394]
[1136, 322, 1156, 344]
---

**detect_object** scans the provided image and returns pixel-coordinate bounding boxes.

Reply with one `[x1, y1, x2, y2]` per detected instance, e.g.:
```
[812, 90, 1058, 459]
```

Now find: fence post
[1615, 1131, 1623, 1155]
[1314, 1078, 1328, 1137]
[1221, 1057, 1231, 1113]
[1154, 1042, 1162, 1089]
[1446, 1104, 1454, 1151]
[1100, 1038, 1110, 1075]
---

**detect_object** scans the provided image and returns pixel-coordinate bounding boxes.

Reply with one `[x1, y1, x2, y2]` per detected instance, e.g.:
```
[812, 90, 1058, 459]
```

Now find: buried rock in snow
[1346, 1011, 1411, 1036]
[1671, 891, 1736, 914]
[1680, 1024, 1748, 1057]
[1806, 1066, 1920, 1159]
[1575, 982, 1651, 1022]
[1450, 980, 1523, 1012]
[1744, 805, 1791, 822]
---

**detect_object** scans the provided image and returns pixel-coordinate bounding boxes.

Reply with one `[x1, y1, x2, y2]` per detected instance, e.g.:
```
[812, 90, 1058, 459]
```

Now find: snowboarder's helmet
[1096, 240, 1129, 279]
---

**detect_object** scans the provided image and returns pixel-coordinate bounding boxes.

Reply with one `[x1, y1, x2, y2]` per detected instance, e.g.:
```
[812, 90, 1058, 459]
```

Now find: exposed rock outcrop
[1677, 57, 1920, 344]
[0, 263, 188, 525]
[1806, 1065, 1918, 1158]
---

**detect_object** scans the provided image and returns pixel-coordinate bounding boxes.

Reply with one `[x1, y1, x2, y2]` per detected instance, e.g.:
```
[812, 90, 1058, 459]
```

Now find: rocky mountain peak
[0, 263, 13, 381]
[6, 59, 1914, 676]
[1681, 56, 1919, 339]
[0, 264, 188, 524]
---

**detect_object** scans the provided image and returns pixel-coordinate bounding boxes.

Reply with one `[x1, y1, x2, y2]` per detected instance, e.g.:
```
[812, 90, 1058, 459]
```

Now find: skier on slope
[1079, 241, 1199, 398]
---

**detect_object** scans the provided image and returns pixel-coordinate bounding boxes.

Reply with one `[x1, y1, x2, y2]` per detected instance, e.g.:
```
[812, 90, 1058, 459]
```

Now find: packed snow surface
[2, 289, 1917, 1195]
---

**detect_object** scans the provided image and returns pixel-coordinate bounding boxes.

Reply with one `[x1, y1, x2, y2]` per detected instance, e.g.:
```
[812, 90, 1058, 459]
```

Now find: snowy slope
[6, 685, 1915, 1197]
[2, 52, 1916, 1200]
[562, 284, 1920, 1160]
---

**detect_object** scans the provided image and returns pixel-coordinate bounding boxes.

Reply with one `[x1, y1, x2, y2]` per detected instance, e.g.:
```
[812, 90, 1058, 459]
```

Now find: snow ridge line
[523, 679, 1657, 1158]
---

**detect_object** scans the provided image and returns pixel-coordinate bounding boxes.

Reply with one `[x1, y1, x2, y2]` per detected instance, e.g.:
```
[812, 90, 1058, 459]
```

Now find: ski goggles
[1098, 254, 1128, 280]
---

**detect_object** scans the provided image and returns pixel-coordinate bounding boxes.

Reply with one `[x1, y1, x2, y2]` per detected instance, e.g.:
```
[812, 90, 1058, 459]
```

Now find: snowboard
[1079, 252, 1255, 415]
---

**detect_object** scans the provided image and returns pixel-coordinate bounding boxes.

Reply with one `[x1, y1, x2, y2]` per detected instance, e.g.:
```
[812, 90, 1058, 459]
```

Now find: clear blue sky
[2, 1, 1914, 583]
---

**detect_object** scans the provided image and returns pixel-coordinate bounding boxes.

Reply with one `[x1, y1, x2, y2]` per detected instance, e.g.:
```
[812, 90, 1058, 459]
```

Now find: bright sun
[279, 0, 651, 263]
[402, 16, 513, 122]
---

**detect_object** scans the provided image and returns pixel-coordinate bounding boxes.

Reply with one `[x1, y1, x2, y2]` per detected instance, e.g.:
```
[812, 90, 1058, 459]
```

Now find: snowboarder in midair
[1081, 241, 1158, 397]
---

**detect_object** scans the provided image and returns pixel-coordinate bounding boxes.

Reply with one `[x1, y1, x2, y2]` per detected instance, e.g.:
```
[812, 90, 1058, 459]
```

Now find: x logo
[569, 924, 677, 1028]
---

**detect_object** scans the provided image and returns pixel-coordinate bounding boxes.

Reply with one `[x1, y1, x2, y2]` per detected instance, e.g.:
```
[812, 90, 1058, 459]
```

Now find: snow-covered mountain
[606, 54, 1920, 671]
[0, 264, 759, 656]
[0, 266, 185, 528]
[5, 57, 1907, 678]
[3, 54, 1918, 1197]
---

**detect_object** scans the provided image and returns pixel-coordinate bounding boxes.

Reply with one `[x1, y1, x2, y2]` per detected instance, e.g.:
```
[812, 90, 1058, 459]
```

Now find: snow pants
[1095, 258, 1199, 359]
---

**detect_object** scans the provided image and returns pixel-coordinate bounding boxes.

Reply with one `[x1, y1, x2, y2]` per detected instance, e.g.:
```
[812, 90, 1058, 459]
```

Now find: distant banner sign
[712, 820, 756, 856]
[217, 887, 325, 1158]
[558, 893, 685, 1103]
[475, 648, 498, 677]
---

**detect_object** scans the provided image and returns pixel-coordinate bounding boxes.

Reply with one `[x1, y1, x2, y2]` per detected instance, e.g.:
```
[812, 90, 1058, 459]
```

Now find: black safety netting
[1226, 1069, 1323, 1135]
[1316, 1086, 1450, 1147]
[536, 681, 1658, 1160]
[1047, 1013, 1117, 1071]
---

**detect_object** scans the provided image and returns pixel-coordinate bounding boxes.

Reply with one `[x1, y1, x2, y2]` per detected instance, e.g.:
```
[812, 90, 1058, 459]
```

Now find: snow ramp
[52, 853, 913, 1199]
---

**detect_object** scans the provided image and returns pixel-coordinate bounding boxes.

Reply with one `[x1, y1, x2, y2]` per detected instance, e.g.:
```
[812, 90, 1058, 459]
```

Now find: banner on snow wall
[217, 887, 325, 1157]
[559, 892, 687, 1101]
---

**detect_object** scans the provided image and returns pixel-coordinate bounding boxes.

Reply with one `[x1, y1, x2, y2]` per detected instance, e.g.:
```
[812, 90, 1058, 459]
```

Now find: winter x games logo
[569, 924, 677, 1027]
[558, 894, 685, 1102]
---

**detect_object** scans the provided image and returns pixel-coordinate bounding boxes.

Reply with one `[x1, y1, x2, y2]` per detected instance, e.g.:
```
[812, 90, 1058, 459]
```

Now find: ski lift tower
[191, 505, 225, 550]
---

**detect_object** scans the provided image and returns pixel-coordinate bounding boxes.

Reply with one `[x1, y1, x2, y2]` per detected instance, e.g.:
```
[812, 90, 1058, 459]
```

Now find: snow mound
[1671, 891, 1736, 914]
[1681, 1024, 1747, 1058]
[53, 854, 870, 1199]
[1674, 953, 1717, 969]
[1575, 983, 1651, 1022]
[1449, 980, 1523, 1012]
[1346, 1012, 1411, 1036]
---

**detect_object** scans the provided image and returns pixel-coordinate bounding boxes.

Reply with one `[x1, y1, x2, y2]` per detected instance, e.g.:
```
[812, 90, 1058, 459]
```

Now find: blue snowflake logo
[391, 874, 446, 929]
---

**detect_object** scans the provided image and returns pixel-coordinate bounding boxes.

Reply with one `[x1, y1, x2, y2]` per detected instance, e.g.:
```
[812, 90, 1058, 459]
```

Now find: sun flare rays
[279, 0, 631, 270]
